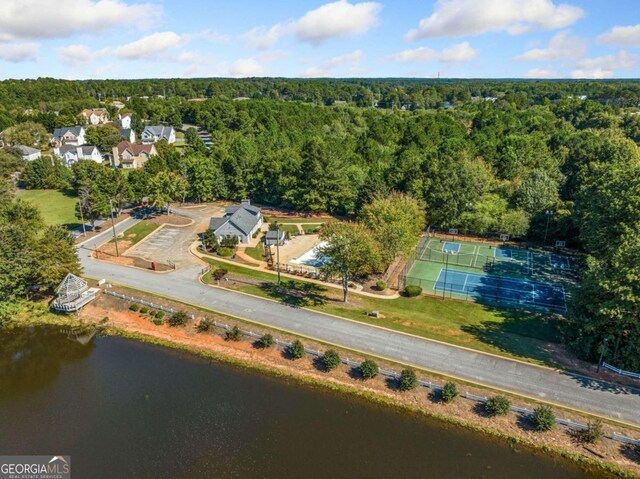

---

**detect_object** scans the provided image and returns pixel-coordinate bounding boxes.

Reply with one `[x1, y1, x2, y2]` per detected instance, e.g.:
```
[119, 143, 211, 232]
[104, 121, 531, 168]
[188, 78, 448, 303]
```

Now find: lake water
[0, 326, 610, 478]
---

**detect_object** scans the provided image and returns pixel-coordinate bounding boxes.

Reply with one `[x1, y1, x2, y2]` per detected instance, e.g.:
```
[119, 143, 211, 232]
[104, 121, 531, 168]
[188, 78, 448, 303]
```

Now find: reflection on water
[0, 326, 610, 478]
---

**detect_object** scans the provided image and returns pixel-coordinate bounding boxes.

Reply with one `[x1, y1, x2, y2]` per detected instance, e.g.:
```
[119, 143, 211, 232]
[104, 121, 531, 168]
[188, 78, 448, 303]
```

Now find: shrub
[441, 382, 458, 403]
[196, 318, 211, 332]
[532, 405, 555, 432]
[152, 318, 163, 326]
[376, 280, 387, 291]
[398, 369, 417, 391]
[217, 247, 233, 257]
[359, 359, 379, 380]
[404, 285, 422, 297]
[168, 311, 188, 327]
[321, 349, 341, 371]
[212, 268, 228, 281]
[485, 396, 511, 416]
[259, 333, 274, 349]
[225, 325, 242, 341]
[139, 306, 149, 314]
[155, 310, 165, 320]
[220, 236, 239, 248]
[287, 340, 305, 359]
[129, 304, 139, 312]
[579, 420, 604, 444]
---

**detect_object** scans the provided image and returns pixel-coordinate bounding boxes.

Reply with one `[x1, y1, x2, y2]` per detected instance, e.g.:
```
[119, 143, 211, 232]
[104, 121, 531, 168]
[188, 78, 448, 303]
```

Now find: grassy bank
[18, 189, 78, 227]
[202, 258, 564, 366]
[111, 220, 159, 246]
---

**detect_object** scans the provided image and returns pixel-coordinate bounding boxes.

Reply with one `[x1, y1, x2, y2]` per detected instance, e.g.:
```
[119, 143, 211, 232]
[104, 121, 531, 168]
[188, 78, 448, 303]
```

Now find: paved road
[78, 222, 640, 426]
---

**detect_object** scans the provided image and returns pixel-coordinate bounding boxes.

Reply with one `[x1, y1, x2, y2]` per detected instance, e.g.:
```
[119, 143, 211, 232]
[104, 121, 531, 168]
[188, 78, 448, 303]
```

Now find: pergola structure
[53, 273, 99, 312]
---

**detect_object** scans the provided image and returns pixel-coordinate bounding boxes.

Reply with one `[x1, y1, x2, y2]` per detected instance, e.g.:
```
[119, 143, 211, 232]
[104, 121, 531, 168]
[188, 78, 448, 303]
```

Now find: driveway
[78, 222, 640, 426]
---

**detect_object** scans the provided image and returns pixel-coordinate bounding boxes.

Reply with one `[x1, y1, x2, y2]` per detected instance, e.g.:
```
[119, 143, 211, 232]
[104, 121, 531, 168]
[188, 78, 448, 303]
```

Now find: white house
[141, 125, 175, 144]
[118, 113, 132, 129]
[13, 144, 41, 161]
[54, 144, 102, 166]
[51, 126, 86, 146]
[119, 128, 136, 143]
[209, 200, 262, 244]
[80, 108, 109, 125]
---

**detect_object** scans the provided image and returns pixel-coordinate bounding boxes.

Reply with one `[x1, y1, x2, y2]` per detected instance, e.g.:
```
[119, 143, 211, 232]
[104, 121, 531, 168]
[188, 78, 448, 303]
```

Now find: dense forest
[2, 77, 640, 369]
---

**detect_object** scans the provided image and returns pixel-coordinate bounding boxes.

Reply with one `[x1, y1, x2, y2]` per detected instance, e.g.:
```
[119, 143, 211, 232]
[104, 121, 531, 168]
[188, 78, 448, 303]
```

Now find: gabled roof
[210, 202, 261, 236]
[119, 128, 133, 137]
[52, 126, 84, 138]
[265, 230, 285, 240]
[56, 144, 77, 156]
[142, 125, 174, 140]
[114, 141, 155, 156]
[79, 145, 99, 155]
[13, 144, 40, 155]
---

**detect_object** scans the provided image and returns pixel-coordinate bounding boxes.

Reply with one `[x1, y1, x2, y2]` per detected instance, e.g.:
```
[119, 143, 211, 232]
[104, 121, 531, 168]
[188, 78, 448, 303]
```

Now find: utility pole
[79, 201, 86, 237]
[109, 199, 119, 257]
[275, 222, 281, 286]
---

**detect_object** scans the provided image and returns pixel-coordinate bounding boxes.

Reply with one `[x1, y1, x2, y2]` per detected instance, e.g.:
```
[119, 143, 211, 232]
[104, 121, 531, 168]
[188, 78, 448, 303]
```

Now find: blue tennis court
[549, 254, 571, 270]
[443, 242, 460, 253]
[434, 268, 566, 312]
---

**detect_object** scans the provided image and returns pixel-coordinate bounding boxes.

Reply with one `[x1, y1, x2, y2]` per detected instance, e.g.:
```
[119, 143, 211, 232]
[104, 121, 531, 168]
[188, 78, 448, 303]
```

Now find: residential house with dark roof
[54, 144, 102, 166]
[141, 125, 175, 144]
[51, 126, 86, 146]
[111, 141, 157, 169]
[12, 144, 41, 161]
[209, 200, 263, 244]
[119, 128, 136, 143]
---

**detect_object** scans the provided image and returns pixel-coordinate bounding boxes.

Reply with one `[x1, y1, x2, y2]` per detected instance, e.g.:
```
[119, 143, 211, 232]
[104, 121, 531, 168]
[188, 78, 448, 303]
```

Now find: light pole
[275, 222, 281, 287]
[543, 209, 554, 245]
[109, 199, 119, 257]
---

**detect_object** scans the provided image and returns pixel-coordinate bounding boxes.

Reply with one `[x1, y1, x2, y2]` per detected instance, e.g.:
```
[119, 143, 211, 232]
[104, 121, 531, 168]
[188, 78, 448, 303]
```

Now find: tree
[441, 382, 458, 403]
[319, 222, 381, 302]
[360, 192, 425, 263]
[225, 325, 242, 341]
[532, 405, 555, 432]
[516, 169, 559, 215]
[579, 420, 604, 445]
[186, 155, 228, 202]
[148, 171, 178, 214]
[321, 349, 341, 371]
[76, 183, 110, 230]
[202, 229, 219, 252]
[287, 339, 305, 359]
[20, 156, 71, 189]
[33, 226, 82, 290]
[485, 396, 511, 416]
[359, 359, 379, 379]
[398, 368, 417, 391]
[84, 124, 122, 151]
[3, 121, 49, 148]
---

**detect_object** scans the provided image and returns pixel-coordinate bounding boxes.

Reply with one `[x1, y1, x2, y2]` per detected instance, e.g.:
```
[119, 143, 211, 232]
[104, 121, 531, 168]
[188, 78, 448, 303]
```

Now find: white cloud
[405, 0, 583, 41]
[0, 0, 159, 42]
[515, 30, 586, 61]
[243, 0, 381, 49]
[524, 67, 557, 78]
[301, 49, 364, 77]
[57, 45, 94, 66]
[112, 32, 190, 60]
[0, 42, 38, 62]
[386, 42, 477, 63]
[570, 68, 614, 79]
[570, 51, 640, 79]
[598, 24, 640, 48]
[229, 57, 265, 77]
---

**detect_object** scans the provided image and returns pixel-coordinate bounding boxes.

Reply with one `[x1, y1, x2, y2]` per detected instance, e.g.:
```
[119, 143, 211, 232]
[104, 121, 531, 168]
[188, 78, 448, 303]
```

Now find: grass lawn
[270, 218, 335, 224]
[202, 258, 565, 367]
[18, 189, 79, 227]
[274, 224, 300, 235]
[302, 223, 323, 234]
[113, 220, 159, 246]
[244, 244, 265, 262]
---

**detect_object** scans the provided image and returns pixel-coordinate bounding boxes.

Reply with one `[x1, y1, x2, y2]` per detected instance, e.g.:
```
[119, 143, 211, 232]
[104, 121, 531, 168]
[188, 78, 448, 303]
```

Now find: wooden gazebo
[52, 273, 99, 312]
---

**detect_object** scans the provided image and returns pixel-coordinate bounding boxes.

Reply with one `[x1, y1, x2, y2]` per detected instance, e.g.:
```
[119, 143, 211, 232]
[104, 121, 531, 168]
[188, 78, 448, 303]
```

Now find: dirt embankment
[77, 291, 640, 478]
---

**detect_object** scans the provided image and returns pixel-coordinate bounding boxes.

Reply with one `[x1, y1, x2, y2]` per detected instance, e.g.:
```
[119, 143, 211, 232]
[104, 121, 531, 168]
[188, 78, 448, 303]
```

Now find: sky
[0, 0, 639, 80]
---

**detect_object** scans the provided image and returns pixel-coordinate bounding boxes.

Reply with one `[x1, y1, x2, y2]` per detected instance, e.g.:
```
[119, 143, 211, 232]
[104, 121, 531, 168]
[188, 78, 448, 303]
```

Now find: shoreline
[5, 300, 639, 478]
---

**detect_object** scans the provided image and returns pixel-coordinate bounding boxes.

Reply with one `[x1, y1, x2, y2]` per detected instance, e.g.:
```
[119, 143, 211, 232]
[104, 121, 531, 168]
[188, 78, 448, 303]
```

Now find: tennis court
[404, 236, 573, 313]
[433, 268, 566, 312]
